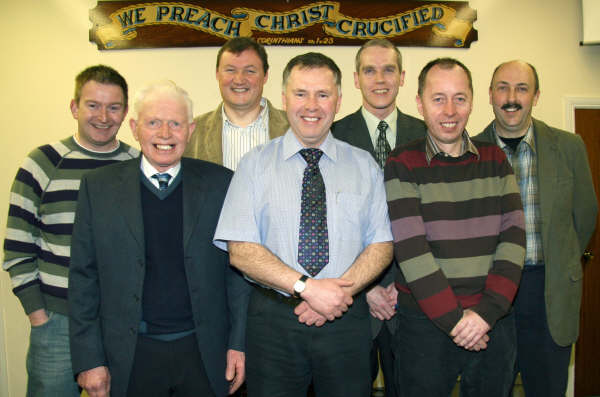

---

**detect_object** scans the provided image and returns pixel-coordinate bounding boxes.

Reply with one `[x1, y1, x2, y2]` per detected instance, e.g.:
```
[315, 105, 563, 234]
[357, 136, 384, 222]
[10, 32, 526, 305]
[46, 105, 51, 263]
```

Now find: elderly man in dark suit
[68, 80, 251, 397]
[331, 38, 426, 397]
[475, 60, 597, 397]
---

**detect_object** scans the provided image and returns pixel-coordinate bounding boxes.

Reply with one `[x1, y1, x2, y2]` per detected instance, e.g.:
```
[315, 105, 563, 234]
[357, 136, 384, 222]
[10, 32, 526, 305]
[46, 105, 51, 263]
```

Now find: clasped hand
[450, 309, 491, 351]
[294, 278, 353, 327]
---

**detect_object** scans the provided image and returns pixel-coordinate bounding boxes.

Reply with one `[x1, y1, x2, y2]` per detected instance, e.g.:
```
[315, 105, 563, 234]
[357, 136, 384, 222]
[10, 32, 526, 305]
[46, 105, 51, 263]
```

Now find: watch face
[294, 279, 306, 296]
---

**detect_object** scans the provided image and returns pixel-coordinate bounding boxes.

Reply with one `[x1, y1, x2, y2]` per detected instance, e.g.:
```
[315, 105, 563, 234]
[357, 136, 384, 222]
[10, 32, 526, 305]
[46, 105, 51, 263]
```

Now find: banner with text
[90, 1, 477, 50]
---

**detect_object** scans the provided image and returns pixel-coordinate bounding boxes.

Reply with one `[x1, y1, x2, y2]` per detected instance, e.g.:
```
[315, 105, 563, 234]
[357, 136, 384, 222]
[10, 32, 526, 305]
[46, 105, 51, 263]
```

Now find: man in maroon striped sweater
[385, 58, 526, 397]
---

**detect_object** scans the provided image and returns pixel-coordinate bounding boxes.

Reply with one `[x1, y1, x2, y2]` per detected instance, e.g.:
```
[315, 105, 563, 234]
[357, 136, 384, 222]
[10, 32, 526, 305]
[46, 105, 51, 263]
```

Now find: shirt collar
[221, 97, 268, 128]
[140, 155, 181, 184]
[492, 122, 536, 153]
[282, 129, 337, 163]
[73, 135, 121, 153]
[425, 130, 479, 164]
[361, 106, 397, 141]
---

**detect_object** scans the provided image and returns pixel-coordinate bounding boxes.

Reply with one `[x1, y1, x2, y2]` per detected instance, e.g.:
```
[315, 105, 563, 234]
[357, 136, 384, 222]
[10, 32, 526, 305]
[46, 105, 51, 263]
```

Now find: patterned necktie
[152, 173, 172, 191]
[375, 120, 391, 169]
[298, 148, 329, 277]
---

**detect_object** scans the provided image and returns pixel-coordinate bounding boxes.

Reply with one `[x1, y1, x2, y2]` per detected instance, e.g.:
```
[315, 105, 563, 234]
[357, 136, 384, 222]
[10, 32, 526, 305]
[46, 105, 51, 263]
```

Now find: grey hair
[132, 80, 193, 122]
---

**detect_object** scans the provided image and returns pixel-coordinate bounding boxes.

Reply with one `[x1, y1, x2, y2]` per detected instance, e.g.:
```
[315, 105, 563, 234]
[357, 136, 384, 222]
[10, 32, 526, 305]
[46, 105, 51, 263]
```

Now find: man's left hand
[366, 284, 396, 320]
[225, 349, 245, 394]
[294, 301, 327, 326]
[450, 309, 491, 350]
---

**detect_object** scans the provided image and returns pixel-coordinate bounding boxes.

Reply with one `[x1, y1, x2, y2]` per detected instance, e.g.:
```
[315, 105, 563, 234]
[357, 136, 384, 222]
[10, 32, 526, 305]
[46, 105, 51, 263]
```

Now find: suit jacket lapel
[533, 119, 557, 248]
[116, 159, 145, 251]
[182, 159, 206, 251]
[395, 111, 405, 147]
[266, 99, 286, 139]
[395, 109, 413, 147]
[206, 104, 224, 165]
[351, 109, 376, 158]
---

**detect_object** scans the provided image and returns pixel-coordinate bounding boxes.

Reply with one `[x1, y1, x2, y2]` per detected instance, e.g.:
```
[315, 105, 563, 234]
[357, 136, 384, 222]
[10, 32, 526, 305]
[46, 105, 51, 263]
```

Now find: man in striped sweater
[2, 65, 139, 397]
[385, 58, 526, 397]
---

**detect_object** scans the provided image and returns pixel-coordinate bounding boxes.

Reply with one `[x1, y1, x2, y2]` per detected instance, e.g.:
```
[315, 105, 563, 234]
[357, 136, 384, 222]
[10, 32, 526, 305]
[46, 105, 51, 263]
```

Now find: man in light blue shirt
[214, 52, 393, 397]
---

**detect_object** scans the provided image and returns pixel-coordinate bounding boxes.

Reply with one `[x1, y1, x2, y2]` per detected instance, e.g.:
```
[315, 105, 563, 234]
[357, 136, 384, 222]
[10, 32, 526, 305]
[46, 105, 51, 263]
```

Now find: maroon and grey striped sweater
[385, 138, 525, 335]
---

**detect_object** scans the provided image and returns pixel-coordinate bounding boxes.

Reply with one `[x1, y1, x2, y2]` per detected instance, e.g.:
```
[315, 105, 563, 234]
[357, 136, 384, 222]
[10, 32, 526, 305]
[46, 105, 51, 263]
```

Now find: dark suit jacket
[331, 107, 427, 336]
[68, 157, 251, 397]
[331, 107, 427, 160]
[183, 99, 289, 165]
[475, 119, 598, 345]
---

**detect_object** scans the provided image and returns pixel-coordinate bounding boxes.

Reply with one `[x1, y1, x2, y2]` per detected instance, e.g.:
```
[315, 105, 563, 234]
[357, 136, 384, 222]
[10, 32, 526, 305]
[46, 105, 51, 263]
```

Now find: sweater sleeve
[385, 153, 463, 335]
[3, 148, 47, 314]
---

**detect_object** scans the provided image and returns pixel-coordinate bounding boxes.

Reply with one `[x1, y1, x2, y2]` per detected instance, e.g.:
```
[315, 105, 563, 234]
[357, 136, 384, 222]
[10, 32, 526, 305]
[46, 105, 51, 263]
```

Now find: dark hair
[355, 38, 402, 73]
[74, 65, 128, 105]
[282, 52, 341, 91]
[216, 37, 269, 74]
[490, 61, 539, 92]
[417, 58, 472, 96]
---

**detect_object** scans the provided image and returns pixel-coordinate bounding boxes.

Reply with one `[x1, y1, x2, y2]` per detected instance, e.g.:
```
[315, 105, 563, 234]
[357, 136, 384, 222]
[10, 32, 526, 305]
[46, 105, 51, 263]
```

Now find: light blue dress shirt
[214, 129, 392, 288]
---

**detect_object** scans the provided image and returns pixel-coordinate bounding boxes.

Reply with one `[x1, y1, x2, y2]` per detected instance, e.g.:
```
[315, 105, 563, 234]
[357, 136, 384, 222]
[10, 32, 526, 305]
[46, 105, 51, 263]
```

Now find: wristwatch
[293, 275, 309, 298]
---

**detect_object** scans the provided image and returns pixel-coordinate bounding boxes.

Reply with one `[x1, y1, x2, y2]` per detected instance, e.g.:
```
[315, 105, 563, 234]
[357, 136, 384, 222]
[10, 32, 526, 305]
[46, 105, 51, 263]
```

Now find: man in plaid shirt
[476, 60, 598, 397]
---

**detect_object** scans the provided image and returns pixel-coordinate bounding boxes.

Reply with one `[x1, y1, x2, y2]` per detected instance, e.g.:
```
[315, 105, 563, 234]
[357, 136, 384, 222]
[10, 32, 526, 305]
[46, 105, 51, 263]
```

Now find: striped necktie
[152, 173, 171, 191]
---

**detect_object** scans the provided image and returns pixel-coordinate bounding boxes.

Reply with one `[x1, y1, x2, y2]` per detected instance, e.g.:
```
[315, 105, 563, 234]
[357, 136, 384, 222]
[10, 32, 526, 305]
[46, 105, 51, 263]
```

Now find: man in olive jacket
[475, 60, 597, 397]
[184, 37, 288, 169]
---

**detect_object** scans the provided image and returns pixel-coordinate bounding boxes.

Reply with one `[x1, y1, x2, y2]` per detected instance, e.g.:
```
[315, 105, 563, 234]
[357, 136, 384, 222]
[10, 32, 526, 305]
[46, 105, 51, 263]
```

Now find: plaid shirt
[493, 123, 543, 265]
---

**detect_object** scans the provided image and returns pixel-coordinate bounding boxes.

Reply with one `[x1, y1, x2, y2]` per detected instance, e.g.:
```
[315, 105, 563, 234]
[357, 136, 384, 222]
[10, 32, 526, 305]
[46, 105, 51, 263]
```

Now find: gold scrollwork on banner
[322, 4, 472, 47]
[96, 2, 252, 48]
[90, 1, 477, 49]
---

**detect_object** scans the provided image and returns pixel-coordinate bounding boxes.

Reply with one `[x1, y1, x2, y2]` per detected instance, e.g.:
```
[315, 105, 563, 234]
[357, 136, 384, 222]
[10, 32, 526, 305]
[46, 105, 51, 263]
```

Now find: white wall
[1, 1, 599, 396]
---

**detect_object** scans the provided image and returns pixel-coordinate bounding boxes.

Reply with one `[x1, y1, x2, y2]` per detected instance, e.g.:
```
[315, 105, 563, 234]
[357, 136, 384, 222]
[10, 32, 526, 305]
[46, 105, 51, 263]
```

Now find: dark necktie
[298, 148, 329, 277]
[375, 120, 391, 169]
[152, 173, 171, 191]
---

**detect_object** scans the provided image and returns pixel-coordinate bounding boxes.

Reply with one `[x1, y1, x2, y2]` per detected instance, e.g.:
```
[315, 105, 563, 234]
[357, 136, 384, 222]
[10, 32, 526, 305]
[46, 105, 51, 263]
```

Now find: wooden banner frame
[90, 1, 477, 50]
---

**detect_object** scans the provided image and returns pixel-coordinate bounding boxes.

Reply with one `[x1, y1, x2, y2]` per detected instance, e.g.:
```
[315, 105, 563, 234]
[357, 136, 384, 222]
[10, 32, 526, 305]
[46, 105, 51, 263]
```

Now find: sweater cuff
[470, 299, 505, 330]
[16, 285, 46, 315]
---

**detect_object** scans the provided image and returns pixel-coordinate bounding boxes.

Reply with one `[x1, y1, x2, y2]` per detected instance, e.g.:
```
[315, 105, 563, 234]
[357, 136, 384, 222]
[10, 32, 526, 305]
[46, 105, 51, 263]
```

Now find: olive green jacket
[183, 100, 289, 165]
[475, 119, 598, 345]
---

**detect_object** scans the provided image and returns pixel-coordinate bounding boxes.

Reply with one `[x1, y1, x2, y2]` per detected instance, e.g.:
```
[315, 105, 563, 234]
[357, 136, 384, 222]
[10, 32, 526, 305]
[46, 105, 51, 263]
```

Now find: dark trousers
[511, 265, 572, 397]
[246, 288, 372, 397]
[393, 305, 516, 397]
[370, 324, 397, 397]
[127, 333, 216, 397]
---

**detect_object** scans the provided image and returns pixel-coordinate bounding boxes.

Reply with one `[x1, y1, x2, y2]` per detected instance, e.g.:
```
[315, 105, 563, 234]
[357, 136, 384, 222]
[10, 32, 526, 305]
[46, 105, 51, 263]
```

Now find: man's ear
[186, 122, 196, 142]
[416, 95, 424, 117]
[130, 118, 140, 142]
[70, 99, 79, 120]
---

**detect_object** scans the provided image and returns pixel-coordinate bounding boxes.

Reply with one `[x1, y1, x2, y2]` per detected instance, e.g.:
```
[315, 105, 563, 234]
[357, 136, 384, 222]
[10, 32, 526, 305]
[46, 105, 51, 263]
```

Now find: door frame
[563, 96, 600, 132]
[0, 276, 8, 397]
